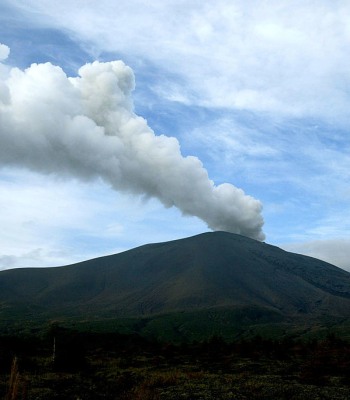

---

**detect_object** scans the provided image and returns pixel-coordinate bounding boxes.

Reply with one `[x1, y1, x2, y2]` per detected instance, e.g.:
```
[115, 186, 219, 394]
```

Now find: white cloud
[0, 167, 210, 270]
[283, 239, 350, 272]
[0, 169, 120, 269]
[187, 117, 279, 167]
[9, 0, 350, 123]
[0, 43, 9, 61]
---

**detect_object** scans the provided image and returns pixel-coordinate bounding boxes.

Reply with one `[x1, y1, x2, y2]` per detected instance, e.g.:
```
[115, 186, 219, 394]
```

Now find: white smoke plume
[0, 45, 264, 240]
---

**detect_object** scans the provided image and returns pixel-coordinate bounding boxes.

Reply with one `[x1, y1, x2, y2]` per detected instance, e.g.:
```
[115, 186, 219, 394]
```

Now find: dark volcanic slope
[1, 232, 350, 322]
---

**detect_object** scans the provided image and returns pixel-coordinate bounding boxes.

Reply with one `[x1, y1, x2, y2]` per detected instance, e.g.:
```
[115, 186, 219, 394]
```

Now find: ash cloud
[0, 45, 264, 240]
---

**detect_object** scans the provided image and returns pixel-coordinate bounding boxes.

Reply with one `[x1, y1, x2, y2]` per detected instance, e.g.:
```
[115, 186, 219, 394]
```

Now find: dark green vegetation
[1, 232, 350, 341]
[1, 328, 350, 399]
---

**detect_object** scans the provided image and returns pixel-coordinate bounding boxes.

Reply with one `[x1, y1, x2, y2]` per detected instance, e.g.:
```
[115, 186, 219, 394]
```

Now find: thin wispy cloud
[11, 0, 350, 121]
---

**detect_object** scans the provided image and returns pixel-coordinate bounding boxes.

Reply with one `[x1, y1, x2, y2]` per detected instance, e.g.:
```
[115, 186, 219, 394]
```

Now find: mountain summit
[1, 232, 350, 338]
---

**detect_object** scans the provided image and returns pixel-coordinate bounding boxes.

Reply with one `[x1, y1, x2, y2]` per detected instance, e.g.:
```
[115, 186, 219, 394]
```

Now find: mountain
[1, 231, 350, 340]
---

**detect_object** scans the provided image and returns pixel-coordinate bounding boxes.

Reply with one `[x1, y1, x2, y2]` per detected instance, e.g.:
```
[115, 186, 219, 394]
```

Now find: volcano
[1, 232, 350, 339]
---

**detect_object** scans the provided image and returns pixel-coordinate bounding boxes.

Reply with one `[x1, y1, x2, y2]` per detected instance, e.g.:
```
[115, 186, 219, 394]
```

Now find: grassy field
[1, 327, 350, 399]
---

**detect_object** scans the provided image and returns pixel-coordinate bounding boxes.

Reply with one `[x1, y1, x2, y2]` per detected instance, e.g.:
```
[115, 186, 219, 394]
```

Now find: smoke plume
[0, 45, 264, 240]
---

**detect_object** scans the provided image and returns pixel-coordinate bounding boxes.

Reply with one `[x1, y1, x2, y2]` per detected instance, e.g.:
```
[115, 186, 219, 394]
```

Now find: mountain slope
[1, 231, 350, 337]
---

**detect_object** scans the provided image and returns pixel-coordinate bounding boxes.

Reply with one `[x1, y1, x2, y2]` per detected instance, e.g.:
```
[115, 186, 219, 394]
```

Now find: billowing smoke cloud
[0, 44, 264, 240]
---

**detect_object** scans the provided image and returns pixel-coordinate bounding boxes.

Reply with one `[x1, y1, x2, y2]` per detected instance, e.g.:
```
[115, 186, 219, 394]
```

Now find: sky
[0, 0, 350, 271]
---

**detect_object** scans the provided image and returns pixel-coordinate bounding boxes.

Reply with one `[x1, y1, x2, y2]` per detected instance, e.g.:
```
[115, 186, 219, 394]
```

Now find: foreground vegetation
[1, 327, 350, 399]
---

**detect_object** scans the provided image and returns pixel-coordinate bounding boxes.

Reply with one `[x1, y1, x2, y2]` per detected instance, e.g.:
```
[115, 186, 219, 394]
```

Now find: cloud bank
[0, 46, 264, 240]
[283, 240, 350, 272]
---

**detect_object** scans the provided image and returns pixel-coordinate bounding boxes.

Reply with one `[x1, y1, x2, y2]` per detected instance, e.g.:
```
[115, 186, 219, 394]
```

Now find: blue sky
[1, 0, 350, 270]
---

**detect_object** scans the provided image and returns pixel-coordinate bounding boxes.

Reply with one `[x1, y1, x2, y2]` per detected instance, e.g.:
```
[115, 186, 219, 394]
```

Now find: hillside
[1, 231, 350, 339]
